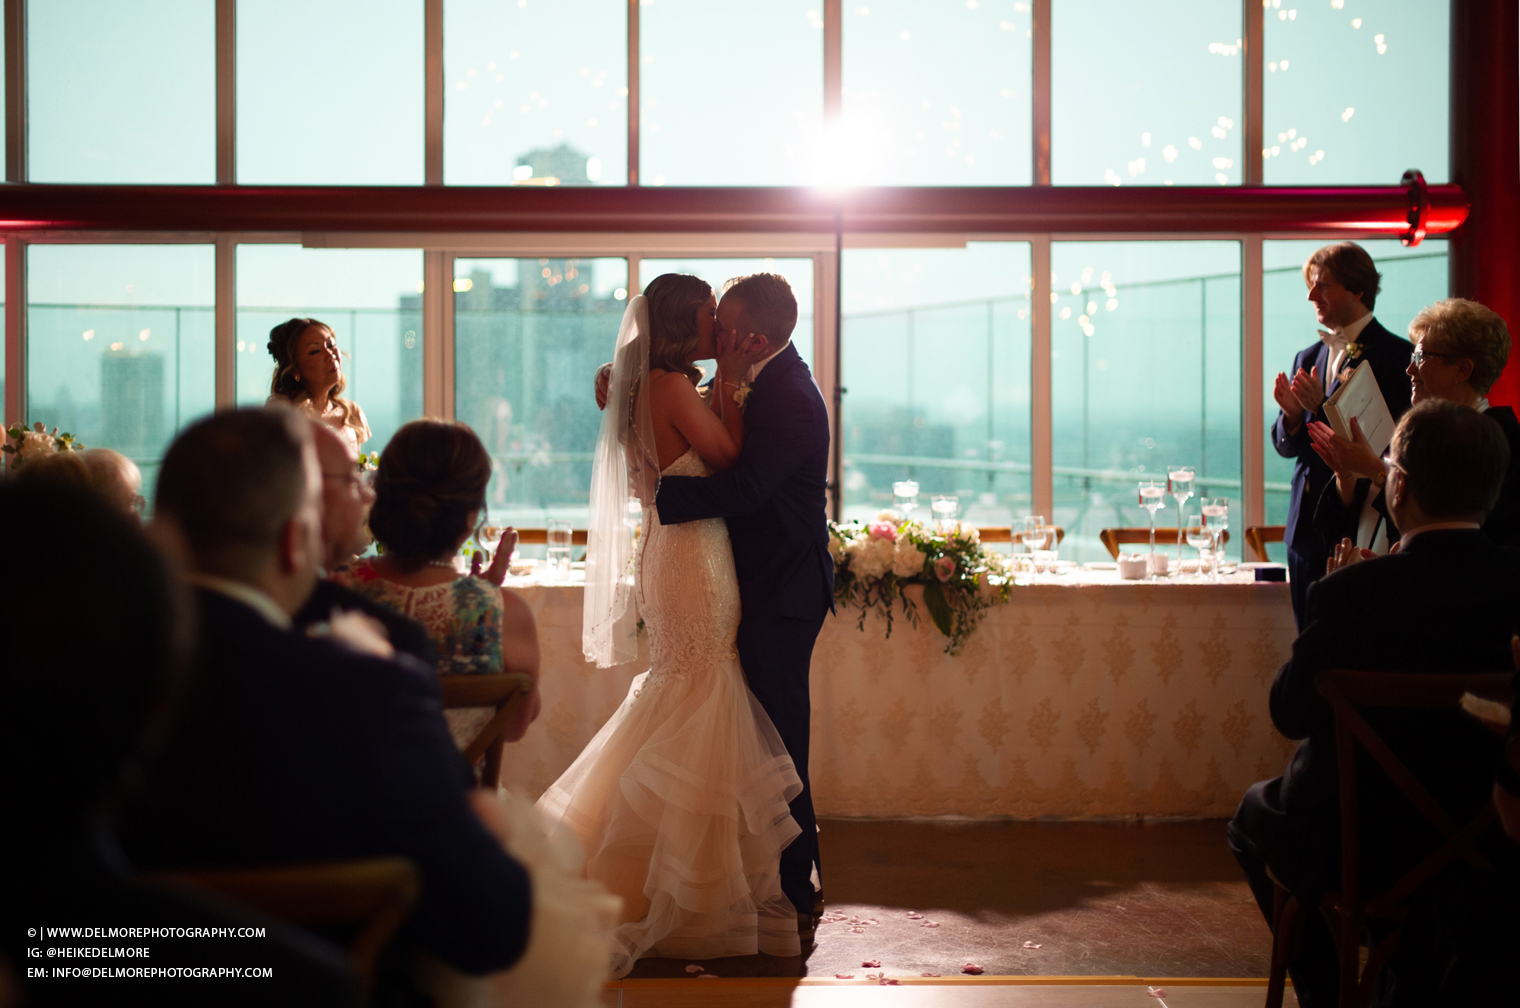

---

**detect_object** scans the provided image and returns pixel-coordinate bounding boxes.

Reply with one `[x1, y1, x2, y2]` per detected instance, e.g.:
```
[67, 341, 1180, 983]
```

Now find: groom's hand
[594, 362, 613, 410]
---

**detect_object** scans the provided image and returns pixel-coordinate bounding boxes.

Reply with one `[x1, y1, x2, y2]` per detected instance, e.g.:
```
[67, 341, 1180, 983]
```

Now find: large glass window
[235, 246, 424, 454]
[1051, 241, 1241, 562]
[1261, 239, 1448, 548]
[840, 243, 1033, 525]
[638, 258, 815, 367]
[237, 1, 424, 185]
[1263, 0, 1448, 184]
[840, 0, 1032, 185]
[640, 3, 823, 185]
[444, 0, 626, 186]
[453, 257, 628, 527]
[26, 245, 216, 496]
[28, 0, 214, 183]
[1052, 1, 1242, 186]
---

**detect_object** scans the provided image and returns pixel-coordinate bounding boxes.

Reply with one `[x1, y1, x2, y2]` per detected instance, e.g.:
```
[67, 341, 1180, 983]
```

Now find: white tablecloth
[499, 569, 1299, 819]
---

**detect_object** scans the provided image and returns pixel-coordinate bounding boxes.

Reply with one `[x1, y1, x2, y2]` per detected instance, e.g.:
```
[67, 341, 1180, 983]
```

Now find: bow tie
[1318, 329, 1348, 353]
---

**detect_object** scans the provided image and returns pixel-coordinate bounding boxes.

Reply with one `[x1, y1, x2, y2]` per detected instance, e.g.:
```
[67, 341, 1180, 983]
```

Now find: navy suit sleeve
[656, 380, 823, 524]
[1270, 574, 1347, 739]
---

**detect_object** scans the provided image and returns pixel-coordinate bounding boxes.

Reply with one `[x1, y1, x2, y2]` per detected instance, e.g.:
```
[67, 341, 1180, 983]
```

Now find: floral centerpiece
[3, 421, 85, 471]
[829, 513, 1013, 655]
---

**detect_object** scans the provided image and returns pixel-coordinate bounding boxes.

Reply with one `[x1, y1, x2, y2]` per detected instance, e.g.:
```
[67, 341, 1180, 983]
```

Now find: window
[840, 243, 1033, 525]
[237, 0, 424, 185]
[26, 245, 216, 497]
[639, 2, 823, 185]
[1261, 239, 1448, 545]
[638, 258, 815, 367]
[453, 257, 628, 526]
[1053, 0, 1243, 186]
[444, 0, 626, 186]
[1263, 0, 1448, 184]
[841, 0, 1032, 185]
[28, 0, 215, 183]
[235, 246, 424, 453]
[1051, 241, 1241, 562]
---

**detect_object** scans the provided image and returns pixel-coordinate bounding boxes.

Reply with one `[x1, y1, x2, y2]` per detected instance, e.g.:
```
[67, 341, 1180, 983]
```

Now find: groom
[598, 273, 835, 939]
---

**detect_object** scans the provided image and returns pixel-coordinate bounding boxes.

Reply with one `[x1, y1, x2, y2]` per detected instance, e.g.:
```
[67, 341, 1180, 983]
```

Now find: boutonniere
[732, 382, 752, 410]
[1344, 340, 1363, 360]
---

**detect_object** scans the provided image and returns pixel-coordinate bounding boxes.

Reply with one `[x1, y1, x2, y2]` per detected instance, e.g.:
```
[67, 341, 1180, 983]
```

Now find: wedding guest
[331, 419, 542, 745]
[1311, 298, 1520, 567]
[1229, 399, 1519, 1006]
[1270, 242, 1413, 627]
[292, 421, 435, 666]
[118, 408, 534, 984]
[80, 447, 145, 517]
[0, 478, 359, 1006]
[266, 317, 371, 456]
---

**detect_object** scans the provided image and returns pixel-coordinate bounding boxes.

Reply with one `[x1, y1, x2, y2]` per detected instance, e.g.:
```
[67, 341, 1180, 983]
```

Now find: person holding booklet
[1310, 297, 1520, 566]
[1270, 242, 1413, 627]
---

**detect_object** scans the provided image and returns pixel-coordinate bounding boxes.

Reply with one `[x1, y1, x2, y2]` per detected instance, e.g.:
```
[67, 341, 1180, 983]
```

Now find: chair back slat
[1243, 524, 1286, 562]
[438, 672, 535, 789]
[513, 528, 589, 546]
[1097, 527, 1228, 560]
[1322, 668, 1511, 707]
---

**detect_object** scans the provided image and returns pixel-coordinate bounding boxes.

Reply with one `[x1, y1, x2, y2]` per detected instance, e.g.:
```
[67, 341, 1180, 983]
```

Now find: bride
[537, 274, 803, 977]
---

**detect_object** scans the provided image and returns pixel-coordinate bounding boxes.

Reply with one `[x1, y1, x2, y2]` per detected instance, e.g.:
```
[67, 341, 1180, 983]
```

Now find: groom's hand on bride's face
[594, 362, 613, 410]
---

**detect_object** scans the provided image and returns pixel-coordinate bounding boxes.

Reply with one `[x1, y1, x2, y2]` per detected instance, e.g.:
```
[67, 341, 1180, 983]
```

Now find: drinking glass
[1009, 516, 1032, 578]
[1138, 480, 1166, 579]
[893, 480, 920, 519]
[1167, 466, 1195, 563]
[547, 519, 574, 578]
[1202, 497, 1230, 581]
[931, 494, 959, 532]
[1023, 516, 1050, 578]
[1184, 514, 1211, 581]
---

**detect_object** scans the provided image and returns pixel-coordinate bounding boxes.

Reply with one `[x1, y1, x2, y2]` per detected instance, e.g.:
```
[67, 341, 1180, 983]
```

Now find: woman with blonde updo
[266, 318, 370, 457]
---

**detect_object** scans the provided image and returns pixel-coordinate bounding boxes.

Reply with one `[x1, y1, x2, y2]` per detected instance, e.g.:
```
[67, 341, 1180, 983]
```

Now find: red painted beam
[0, 181, 1466, 237]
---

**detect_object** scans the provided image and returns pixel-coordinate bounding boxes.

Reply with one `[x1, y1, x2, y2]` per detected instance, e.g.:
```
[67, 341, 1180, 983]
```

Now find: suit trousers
[1286, 546, 1321, 632]
[736, 613, 827, 918]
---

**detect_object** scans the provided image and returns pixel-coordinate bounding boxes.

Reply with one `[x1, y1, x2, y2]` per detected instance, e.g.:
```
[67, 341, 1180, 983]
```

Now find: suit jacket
[120, 589, 531, 976]
[1260, 529, 1518, 892]
[655, 342, 834, 621]
[1271, 317, 1413, 556]
[1311, 404, 1520, 551]
[295, 576, 438, 668]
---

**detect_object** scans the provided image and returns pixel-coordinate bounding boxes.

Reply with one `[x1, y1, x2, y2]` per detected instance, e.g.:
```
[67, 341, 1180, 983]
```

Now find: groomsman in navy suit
[1270, 242, 1412, 627]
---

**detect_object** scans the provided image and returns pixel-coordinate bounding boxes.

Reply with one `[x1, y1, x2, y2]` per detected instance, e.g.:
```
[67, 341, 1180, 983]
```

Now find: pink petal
[962, 963, 984, 975]
[1021, 941, 1042, 949]
[848, 926, 865, 933]
[921, 973, 942, 977]
[835, 974, 855, 980]
[684, 965, 703, 974]
[697, 973, 718, 979]
[920, 921, 940, 928]
[905, 912, 924, 920]
[880, 978, 900, 985]
[1148, 988, 1169, 999]
[862, 960, 881, 968]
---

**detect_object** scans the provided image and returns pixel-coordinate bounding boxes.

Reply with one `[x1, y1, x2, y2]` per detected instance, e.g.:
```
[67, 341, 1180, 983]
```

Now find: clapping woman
[266, 318, 371, 457]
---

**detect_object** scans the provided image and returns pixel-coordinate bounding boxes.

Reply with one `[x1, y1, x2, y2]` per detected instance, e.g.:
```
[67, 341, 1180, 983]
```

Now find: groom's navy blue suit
[657, 342, 835, 917]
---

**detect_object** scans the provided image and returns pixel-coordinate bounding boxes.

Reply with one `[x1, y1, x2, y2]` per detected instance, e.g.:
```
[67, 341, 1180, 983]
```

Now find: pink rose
[934, 556, 957, 582]
[868, 520, 896, 540]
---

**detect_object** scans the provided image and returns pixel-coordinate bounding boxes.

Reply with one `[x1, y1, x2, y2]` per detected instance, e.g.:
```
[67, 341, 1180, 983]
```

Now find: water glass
[893, 480, 920, 518]
[1022, 515, 1050, 553]
[1184, 514, 1211, 581]
[1201, 497, 1230, 580]
[547, 519, 574, 577]
[931, 494, 959, 531]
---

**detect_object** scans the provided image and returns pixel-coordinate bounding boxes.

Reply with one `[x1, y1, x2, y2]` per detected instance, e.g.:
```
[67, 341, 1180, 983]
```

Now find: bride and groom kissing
[536, 271, 834, 976]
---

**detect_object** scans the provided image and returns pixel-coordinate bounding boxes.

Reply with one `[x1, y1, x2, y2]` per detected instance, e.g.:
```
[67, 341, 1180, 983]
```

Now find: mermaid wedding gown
[537, 447, 804, 977]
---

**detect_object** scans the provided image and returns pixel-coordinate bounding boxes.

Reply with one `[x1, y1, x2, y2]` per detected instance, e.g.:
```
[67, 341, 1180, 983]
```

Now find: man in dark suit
[653, 273, 835, 938]
[119, 408, 532, 984]
[1271, 241, 1413, 627]
[1229, 399, 1518, 1006]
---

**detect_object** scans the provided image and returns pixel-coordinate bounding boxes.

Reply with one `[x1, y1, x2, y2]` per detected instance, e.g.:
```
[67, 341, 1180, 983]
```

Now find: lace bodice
[331, 559, 504, 676]
[637, 448, 741, 685]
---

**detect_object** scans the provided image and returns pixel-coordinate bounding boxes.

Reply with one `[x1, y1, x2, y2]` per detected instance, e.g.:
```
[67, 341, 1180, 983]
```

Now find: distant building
[512, 143, 595, 186]
[101, 349, 164, 459]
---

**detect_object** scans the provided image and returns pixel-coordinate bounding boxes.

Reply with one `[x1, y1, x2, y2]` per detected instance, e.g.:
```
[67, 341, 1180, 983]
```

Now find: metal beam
[1030, 235, 1051, 518]
[626, 0, 639, 185]
[1242, 0, 1263, 186]
[1241, 234, 1264, 531]
[6, 0, 25, 183]
[425, 0, 443, 185]
[1031, 0, 1050, 185]
[4, 237, 22, 424]
[217, 0, 235, 184]
[0, 181, 1467, 237]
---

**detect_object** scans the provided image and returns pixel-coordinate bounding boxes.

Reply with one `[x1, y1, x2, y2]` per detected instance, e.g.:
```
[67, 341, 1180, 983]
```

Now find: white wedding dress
[537, 447, 804, 977]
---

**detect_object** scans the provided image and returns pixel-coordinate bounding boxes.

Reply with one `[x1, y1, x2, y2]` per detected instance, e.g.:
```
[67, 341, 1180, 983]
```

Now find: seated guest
[332, 419, 542, 745]
[1229, 399, 1520, 1006]
[293, 420, 436, 666]
[1311, 297, 1520, 562]
[117, 408, 534, 984]
[80, 447, 145, 518]
[266, 317, 371, 456]
[0, 478, 358, 1006]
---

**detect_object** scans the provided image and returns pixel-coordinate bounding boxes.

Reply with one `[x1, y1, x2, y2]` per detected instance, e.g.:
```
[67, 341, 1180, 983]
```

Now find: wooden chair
[1098, 527, 1228, 560]
[437, 672, 535, 789]
[513, 528, 588, 546]
[154, 858, 418, 1000]
[980, 526, 1065, 547]
[1263, 668, 1512, 1008]
[1244, 525, 1287, 563]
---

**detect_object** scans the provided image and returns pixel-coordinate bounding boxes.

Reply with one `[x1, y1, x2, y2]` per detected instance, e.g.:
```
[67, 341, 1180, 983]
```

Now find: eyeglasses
[130, 494, 147, 515]
[1411, 348, 1458, 367]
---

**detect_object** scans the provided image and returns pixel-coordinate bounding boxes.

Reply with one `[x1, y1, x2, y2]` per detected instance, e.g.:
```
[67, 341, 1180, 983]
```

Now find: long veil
[583, 295, 658, 667]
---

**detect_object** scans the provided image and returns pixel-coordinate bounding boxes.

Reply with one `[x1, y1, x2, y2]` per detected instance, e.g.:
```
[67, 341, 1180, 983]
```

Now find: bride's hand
[472, 527, 518, 585]
[715, 330, 768, 379]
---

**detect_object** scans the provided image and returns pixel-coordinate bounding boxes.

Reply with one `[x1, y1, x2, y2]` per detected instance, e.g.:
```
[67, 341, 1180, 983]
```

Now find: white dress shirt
[1319, 310, 1374, 392]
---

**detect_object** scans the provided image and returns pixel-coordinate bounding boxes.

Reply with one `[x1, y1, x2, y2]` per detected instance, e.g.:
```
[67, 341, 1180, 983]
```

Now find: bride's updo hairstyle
[368, 419, 492, 572]
[643, 273, 711, 383]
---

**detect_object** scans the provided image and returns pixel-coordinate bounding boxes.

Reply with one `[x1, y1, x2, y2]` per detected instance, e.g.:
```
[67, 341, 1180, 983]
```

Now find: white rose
[891, 534, 927, 578]
[18, 430, 56, 459]
[828, 536, 848, 565]
[851, 536, 896, 581]
[953, 521, 980, 544]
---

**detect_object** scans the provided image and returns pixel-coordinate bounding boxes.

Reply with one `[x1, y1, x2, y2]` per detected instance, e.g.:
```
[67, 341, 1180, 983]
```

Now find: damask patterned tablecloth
[499, 571, 1300, 820]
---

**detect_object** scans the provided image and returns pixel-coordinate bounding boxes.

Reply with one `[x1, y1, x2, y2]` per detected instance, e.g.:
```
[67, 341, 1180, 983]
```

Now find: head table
[495, 565, 1297, 820]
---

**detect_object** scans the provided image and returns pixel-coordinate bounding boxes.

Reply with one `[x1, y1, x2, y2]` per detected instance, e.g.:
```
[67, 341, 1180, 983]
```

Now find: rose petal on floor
[880, 978, 900, 985]
[905, 912, 924, 919]
[697, 974, 718, 979]
[962, 963, 984, 975]
[684, 965, 703, 974]
[861, 960, 881, 968]
[835, 975, 855, 980]
[920, 973, 942, 977]
[1021, 941, 1043, 949]
[1148, 987, 1169, 999]
[920, 921, 940, 928]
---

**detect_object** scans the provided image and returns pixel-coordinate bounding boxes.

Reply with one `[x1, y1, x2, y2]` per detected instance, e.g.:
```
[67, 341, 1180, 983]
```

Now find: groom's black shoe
[797, 914, 816, 947]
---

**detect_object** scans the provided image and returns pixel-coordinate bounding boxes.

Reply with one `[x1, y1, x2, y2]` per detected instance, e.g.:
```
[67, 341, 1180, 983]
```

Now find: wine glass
[1201, 497, 1230, 581]
[1184, 514, 1211, 581]
[1167, 466, 1195, 563]
[931, 494, 959, 532]
[1138, 480, 1166, 578]
[547, 519, 573, 578]
[1023, 516, 1050, 577]
[893, 480, 920, 520]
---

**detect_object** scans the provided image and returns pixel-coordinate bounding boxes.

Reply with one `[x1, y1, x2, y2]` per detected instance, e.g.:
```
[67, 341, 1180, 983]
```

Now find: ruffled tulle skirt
[537, 657, 803, 977]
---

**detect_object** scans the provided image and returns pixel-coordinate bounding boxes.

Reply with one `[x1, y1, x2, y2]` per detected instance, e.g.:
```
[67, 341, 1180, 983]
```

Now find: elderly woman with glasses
[1309, 297, 1520, 568]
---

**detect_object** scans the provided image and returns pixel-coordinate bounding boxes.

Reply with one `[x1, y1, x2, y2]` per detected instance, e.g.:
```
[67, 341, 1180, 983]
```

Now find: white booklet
[1323, 358, 1394, 457]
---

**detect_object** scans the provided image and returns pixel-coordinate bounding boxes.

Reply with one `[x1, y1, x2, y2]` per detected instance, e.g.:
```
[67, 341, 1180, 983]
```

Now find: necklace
[425, 559, 457, 570]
